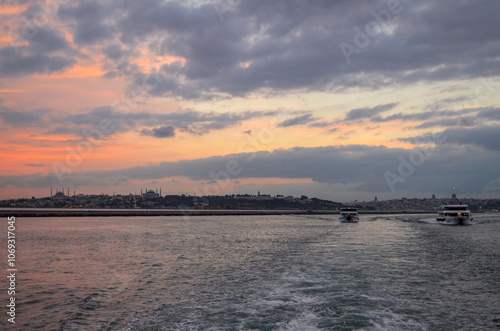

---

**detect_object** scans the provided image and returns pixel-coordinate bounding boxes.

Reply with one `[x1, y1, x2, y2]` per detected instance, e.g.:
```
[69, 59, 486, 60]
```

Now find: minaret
[160, 188, 162, 197]
[51, 187, 53, 197]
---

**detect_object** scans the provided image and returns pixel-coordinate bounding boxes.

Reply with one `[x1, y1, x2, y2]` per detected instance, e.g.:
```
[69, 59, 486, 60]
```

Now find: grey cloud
[140, 125, 176, 138]
[345, 103, 398, 121]
[448, 125, 500, 151]
[59, 1, 108, 21]
[29, 28, 69, 53]
[372, 108, 479, 123]
[0, 46, 76, 76]
[25, 163, 45, 167]
[403, 125, 500, 151]
[103, 43, 132, 60]
[74, 22, 115, 45]
[59, 1, 116, 45]
[477, 108, 500, 121]
[425, 96, 471, 111]
[0, 106, 56, 127]
[308, 121, 335, 128]
[414, 116, 478, 130]
[0, 5, 78, 77]
[278, 114, 315, 127]
[373, 107, 500, 129]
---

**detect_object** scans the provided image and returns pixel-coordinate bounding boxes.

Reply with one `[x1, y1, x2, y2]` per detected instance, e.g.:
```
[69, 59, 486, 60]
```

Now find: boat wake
[417, 217, 474, 226]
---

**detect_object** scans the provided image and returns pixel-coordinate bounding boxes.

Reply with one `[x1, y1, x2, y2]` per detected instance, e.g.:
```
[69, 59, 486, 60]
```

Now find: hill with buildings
[1, 190, 499, 213]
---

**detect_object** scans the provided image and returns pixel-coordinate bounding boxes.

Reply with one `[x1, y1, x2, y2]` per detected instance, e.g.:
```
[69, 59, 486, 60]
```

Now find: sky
[1, 0, 500, 202]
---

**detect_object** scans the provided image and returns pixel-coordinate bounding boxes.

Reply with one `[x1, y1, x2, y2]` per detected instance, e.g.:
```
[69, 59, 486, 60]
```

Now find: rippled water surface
[4, 213, 500, 330]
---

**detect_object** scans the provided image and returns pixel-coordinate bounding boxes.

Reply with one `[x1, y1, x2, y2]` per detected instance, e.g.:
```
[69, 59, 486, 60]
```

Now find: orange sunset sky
[1, 0, 500, 201]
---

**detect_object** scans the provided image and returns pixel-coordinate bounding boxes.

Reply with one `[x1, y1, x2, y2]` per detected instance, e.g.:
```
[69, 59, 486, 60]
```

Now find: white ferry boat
[436, 204, 473, 225]
[339, 208, 359, 223]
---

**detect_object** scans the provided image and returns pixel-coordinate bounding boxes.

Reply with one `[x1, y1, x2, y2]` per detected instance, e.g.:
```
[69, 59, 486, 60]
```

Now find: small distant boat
[339, 208, 359, 223]
[436, 204, 473, 225]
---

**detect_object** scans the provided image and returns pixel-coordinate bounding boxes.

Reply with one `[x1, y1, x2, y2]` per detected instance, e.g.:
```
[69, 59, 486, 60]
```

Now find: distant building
[52, 191, 66, 200]
[143, 190, 160, 199]
[234, 194, 273, 201]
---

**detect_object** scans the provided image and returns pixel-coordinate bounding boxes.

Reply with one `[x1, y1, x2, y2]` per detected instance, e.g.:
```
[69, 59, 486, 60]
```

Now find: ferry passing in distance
[339, 207, 359, 223]
[436, 204, 473, 225]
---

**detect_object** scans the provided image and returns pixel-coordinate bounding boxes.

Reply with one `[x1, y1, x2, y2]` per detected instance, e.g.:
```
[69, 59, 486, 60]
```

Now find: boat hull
[436, 216, 472, 226]
[339, 215, 359, 223]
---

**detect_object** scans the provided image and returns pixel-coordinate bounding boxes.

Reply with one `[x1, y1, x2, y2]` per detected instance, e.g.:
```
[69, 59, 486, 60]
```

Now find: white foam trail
[275, 312, 320, 331]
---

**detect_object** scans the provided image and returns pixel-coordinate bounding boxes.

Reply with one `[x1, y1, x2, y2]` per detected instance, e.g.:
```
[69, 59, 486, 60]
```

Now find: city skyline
[3, 187, 500, 215]
[1, 1, 500, 201]
[0, 186, 488, 205]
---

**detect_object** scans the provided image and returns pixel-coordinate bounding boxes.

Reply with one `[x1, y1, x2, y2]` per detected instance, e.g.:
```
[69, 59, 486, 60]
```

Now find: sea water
[2, 213, 499, 330]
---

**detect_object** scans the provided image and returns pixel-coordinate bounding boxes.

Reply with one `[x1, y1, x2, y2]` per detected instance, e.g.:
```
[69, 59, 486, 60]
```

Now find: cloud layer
[4, 1, 500, 97]
[2, 144, 499, 198]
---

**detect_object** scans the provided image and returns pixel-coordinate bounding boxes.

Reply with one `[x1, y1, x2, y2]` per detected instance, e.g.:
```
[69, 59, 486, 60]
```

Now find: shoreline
[0, 208, 436, 217]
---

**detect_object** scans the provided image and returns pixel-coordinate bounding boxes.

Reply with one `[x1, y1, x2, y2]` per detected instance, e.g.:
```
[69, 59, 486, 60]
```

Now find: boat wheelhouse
[436, 204, 472, 225]
[339, 207, 359, 223]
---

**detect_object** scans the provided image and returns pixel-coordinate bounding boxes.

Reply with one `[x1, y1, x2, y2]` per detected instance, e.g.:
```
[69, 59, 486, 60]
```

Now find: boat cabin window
[443, 206, 468, 211]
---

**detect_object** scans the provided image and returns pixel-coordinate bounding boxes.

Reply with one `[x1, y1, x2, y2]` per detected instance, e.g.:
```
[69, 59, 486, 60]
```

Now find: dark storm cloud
[2, 144, 500, 196]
